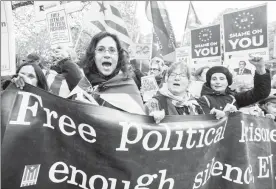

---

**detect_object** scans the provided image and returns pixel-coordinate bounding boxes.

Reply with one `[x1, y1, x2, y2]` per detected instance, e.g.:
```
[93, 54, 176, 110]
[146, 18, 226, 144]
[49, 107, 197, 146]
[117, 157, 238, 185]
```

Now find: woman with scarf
[197, 56, 271, 119]
[145, 62, 204, 123]
[70, 32, 145, 115]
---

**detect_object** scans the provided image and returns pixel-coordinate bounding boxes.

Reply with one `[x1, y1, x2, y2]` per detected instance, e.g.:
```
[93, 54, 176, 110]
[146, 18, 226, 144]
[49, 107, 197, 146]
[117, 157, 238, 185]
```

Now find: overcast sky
[135, 1, 276, 42]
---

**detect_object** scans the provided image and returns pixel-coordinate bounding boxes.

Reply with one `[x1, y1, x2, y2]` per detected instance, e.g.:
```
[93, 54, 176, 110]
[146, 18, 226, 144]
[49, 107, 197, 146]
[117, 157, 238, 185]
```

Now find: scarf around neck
[159, 83, 199, 108]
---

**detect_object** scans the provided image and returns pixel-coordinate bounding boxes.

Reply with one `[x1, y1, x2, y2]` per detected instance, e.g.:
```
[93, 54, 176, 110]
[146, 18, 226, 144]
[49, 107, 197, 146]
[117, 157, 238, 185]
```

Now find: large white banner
[1, 1, 16, 76]
[46, 8, 73, 47]
[223, 4, 269, 66]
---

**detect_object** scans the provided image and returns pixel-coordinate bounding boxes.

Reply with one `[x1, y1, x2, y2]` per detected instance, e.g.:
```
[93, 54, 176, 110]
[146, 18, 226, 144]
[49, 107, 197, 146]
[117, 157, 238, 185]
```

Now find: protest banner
[1, 1, 16, 76]
[175, 46, 191, 64]
[46, 8, 73, 47]
[1, 84, 276, 189]
[141, 75, 159, 102]
[191, 24, 221, 69]
[223, 3, 269, 65]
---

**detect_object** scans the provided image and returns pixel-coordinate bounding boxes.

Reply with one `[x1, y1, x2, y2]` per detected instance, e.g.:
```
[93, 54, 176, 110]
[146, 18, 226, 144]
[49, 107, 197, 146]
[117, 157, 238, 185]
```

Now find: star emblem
[234, 11, 254, 30]
[154, 42, 160, 51]
[198, 28, 212, 43]
[97, 1, 107, 15]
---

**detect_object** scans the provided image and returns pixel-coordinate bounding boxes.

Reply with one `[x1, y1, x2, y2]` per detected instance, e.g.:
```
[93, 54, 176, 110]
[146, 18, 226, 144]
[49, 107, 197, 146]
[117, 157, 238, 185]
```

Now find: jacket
[197, 70, 271, 114]
[145, 92, 204, 116]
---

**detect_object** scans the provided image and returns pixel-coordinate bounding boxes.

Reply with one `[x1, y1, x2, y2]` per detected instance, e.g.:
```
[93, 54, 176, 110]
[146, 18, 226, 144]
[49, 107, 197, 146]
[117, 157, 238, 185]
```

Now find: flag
[145, 1, 176, 62]
[42, 69, 70, 98]
[67, 75, 146, 115]
[20, 164, 41, 187]
[182, 1, 201, 46]
[83, 1, 132, 49]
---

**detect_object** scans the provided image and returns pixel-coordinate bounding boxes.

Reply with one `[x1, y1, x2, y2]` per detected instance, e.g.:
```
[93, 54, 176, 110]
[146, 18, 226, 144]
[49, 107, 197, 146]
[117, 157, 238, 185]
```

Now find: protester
[145, 62, 204, 123]
[121, 49, 144, 89]
[11, 47, 83, 97]
[258, 94, 276, 121]
[3, 62, 49, 91]
[71, 31, 145, 114]
[197, 57, 271, 119]
[21, 53, 41, 65]
[148, 56, 166, 86]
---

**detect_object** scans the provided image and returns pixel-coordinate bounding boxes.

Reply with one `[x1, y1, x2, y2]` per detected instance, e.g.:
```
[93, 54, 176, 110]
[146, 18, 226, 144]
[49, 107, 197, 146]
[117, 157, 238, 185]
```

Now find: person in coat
[197, 57, 271, 119]
[70, 31, 145, 115]
[145, 62, 204, 123]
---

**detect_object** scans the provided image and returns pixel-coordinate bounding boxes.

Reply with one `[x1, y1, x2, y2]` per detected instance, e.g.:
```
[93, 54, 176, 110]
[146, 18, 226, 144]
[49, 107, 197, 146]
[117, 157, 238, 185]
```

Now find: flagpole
[74, 23, 83, 51]
[181, 1, 191, 46]
[131, 1, 138, 41]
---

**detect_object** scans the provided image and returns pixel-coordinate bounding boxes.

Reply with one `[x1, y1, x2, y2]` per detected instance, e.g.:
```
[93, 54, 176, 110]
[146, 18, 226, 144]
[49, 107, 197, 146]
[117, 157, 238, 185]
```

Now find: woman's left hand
[210, 108, 226, 120]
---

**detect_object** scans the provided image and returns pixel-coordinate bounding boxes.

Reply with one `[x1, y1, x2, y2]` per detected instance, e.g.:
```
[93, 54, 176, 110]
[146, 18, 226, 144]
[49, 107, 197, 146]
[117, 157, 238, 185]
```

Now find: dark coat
[198, 70, 271, 113]
[234, 68, 252, 75]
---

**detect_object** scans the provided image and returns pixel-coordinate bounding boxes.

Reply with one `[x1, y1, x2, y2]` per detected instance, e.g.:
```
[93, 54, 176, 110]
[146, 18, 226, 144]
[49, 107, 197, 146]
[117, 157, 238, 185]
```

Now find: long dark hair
[16, 63, 49, 91]
[80, 31, 129, 80]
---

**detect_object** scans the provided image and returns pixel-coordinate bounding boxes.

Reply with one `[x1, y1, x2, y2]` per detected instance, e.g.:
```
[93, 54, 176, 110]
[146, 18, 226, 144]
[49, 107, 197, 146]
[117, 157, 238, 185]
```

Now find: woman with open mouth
[197, 56, 271, 119]
[71, 32, 145, 115]
[145, 62, 204, 123]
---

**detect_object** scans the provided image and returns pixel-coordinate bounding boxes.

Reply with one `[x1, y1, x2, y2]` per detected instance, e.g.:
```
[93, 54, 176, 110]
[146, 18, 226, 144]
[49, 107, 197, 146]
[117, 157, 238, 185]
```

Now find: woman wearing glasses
[145, 62, 204, 123]
[75, 32, 145, 114]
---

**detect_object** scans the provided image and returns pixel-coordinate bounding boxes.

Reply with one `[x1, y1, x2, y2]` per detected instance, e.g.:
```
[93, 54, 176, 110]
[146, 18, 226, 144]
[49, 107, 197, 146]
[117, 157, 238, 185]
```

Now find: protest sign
[34, 1, 83, 22]
[46, 8, 73, 47]
[135, 43, 152, 60]
[128, 43, 152, 60]
[2, 84, 276, 189]
[1, 1, 16, 76]
[223, 4, 269, 63]
[175, 46, 191, 64]
[141, 75, 159, 102]
[191, 24, 221, 68]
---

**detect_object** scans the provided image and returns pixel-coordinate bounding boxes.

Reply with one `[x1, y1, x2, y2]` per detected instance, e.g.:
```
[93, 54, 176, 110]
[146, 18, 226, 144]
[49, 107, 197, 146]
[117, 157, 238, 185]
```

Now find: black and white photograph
[1, 1, 276, 189]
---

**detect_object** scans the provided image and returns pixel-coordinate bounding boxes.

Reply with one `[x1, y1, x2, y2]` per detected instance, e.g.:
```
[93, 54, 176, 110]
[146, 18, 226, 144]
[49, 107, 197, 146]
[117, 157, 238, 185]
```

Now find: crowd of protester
[2, 31, 276, 122]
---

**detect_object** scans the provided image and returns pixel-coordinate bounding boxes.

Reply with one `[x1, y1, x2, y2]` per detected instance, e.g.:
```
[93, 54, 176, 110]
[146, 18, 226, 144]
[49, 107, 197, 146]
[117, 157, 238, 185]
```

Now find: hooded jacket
[197, 70, 271, 114]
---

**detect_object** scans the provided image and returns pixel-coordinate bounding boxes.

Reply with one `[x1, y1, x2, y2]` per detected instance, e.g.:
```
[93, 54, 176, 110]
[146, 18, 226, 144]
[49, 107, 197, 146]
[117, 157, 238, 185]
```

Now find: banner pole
[74, 23, 83, 51]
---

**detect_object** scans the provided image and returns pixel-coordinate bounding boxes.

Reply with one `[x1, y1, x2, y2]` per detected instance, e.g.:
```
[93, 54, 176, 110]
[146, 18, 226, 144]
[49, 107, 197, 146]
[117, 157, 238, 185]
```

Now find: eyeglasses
[150, 68, 160, 71]
[95, 47, 118, 55]
[170, 73, 187, 78]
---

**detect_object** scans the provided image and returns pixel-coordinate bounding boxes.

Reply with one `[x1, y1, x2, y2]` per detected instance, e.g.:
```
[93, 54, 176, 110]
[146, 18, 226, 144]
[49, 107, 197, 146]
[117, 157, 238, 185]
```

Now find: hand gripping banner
[1, 84, 276, 189]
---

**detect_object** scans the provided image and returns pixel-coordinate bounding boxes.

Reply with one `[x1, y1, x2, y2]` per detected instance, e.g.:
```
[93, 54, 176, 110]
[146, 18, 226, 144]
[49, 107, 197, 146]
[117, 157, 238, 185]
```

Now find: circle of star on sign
[198, 28, 212, 43]
[234, 11, 254, 30]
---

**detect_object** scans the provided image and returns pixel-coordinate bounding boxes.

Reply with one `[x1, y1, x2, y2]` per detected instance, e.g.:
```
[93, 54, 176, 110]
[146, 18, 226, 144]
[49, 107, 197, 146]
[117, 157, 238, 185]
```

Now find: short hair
[167, 62, 191, 80]
[16, 63, 49, 91]
[26, 53, 40, 62]
[239, 61, 246, 66]
[80, 31, 129, 77]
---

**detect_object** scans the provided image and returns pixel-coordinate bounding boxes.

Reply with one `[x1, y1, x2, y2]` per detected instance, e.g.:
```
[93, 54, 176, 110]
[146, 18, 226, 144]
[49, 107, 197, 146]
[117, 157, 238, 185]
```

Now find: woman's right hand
[11, 73, 31, 89]
[149, 109, 165, 124]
